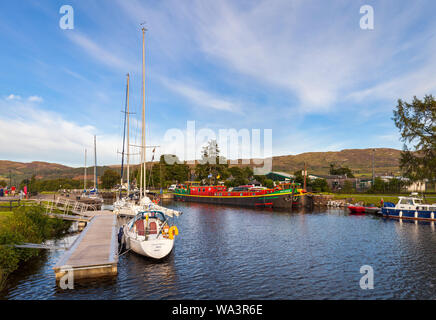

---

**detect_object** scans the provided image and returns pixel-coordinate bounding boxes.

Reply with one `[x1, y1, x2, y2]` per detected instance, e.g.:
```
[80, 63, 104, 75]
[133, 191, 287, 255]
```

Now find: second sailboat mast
[142, 26, 147, 197]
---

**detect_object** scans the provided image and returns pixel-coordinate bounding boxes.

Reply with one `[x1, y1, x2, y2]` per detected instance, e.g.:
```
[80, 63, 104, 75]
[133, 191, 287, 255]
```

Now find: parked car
[168, 184, 177, 191]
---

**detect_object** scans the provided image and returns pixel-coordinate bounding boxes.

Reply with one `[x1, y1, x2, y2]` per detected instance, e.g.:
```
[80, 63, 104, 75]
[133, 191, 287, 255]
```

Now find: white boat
[113, 197, 137, 216]
[119, 27, 182, 260]
[122, 202, 182, 259]
[381, 193, 436, 221]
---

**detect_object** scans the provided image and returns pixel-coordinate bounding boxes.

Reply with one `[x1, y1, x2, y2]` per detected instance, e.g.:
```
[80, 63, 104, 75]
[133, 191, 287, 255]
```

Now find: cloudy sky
[1, 0, 435, 166]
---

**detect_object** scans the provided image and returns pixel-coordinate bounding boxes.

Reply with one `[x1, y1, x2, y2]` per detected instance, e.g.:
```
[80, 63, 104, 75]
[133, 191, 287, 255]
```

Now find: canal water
[1, 201, 435, 299]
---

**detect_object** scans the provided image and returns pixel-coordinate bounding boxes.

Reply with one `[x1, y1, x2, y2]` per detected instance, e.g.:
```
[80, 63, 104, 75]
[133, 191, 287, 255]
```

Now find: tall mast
[84, 148, 87, 191]
[126, 73, 130, 194]
[120, 73, 129, 192]
[94, 135, 97, 190]
[142, 26, 147, 197]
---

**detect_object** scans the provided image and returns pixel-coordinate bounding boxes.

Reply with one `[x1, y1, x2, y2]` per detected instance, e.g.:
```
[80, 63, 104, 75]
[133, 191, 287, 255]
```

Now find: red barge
[173, 183, 310, 209]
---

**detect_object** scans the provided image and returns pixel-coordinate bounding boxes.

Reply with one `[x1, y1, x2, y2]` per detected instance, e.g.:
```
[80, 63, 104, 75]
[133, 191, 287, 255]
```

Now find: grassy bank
[0, 205, 71, 291]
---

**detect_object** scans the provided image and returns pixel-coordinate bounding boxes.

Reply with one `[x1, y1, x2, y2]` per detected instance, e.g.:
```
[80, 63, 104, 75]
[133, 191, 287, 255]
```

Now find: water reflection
[1, 202, 435, 300]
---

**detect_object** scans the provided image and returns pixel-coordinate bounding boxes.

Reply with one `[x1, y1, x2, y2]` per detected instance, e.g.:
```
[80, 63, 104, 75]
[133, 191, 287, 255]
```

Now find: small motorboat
[381, 194, 436, 221]
[364, 206, 380, 215]
[348, 205, 365, 215]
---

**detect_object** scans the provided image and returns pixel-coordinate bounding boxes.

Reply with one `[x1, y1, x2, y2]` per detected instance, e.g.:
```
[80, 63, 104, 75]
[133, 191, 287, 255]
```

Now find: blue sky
[1, 0, 435, 166]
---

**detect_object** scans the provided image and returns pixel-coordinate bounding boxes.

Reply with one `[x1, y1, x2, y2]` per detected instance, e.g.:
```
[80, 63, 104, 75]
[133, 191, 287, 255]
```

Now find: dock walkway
[54, 211, 118, 280]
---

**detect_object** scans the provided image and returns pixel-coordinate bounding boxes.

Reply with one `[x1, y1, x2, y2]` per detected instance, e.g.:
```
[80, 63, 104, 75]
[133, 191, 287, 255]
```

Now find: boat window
[415, 199, 423, 204]
[399, 199, 409, 205]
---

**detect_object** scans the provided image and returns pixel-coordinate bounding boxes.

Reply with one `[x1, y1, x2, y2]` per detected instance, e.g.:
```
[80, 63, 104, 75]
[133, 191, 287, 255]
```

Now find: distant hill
[271, 148, 402, 177]
[0, 148, 402, 184]
[0, 161, 116, 185]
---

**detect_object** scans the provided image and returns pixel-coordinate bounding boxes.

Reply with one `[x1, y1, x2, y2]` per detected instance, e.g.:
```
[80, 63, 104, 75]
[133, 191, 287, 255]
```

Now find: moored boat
[122, 205, 181, 259]
[348, 205, 365, 214]
[173, 183, 308, 209]
[364, 206, 380, 215]
[381, 194, 436, 221]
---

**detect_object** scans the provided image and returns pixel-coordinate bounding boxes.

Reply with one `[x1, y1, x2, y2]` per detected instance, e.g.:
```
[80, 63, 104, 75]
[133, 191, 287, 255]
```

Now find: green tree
[194, 140, 228, 184]
[101, 169, 120, 189]
[311, 178, 330, 192]
[293, 170, 304, 185]
[264, 179, 274, 188]
[342, 180, 355, 193]
[369, 177, 386, 193]
[393, 95, 436, 181]
[329, 164, 355, 178]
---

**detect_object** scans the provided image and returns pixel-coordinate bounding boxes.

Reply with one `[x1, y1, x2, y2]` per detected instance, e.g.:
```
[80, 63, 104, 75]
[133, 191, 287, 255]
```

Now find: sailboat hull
[127, 231, 174, 259]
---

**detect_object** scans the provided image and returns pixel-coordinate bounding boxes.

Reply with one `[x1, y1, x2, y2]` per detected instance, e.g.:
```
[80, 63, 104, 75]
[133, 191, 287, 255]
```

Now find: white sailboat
[81, 136, 104, 205]
[121, 26, 181, 259]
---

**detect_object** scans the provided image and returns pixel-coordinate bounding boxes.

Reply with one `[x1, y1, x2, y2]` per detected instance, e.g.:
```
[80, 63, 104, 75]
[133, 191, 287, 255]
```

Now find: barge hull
[173, 193, 303, 209]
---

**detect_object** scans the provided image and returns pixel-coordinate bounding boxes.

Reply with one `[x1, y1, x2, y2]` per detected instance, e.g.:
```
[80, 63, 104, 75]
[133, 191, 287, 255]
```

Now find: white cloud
[28, 96, 43, 103]
[67, 32, 135, 71]
[0, 97, 122, 167]
[116, 0, 436, 113]
[159, 77, 241, 113]
[6, 94, 21, 100]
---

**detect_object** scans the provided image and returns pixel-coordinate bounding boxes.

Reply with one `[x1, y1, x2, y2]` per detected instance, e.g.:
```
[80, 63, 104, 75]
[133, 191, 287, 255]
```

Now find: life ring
[162, 225, 170, 238]
[168, 226, 179, 240]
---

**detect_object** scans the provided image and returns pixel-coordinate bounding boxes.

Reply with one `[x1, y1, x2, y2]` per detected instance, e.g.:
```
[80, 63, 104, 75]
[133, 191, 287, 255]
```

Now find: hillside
[0, 161, 116, 185]
[272, 148, 402, 177]
[0, 148, 402, 184]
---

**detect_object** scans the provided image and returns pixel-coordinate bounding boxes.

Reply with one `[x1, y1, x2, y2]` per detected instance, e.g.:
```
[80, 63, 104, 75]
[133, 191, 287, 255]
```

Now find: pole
[126, 73, 130, 195]
[142, 26, 147, 197]
[94, 135, 97, 191]
[84, 149, 87, 191]
[372, 149, 375, 187]
[303, 162, 307, 191]
[120, 74, 129, 192]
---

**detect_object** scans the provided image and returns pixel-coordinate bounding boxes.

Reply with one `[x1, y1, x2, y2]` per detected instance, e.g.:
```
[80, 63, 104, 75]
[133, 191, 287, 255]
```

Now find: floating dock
[53, 211, 118, 280]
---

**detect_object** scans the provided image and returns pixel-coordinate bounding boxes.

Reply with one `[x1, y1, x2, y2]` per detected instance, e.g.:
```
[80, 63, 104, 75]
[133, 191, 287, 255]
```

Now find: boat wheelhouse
[382, 194, 436, 221]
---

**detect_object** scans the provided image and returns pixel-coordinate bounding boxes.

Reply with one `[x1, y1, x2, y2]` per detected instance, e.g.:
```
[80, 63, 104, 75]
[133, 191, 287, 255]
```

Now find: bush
[264, 179, 274, 188]
[0, 205, 71, 290]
